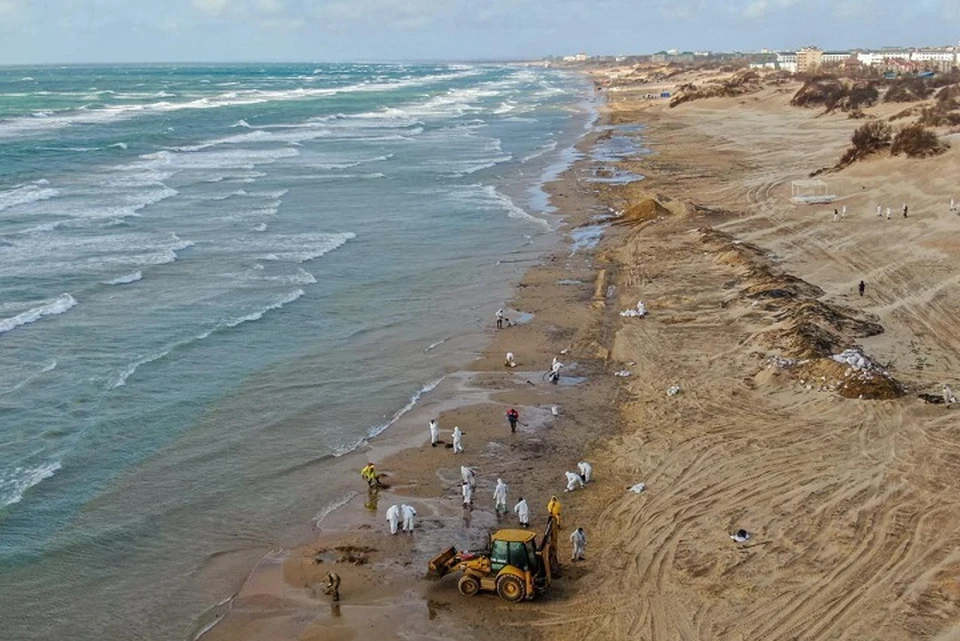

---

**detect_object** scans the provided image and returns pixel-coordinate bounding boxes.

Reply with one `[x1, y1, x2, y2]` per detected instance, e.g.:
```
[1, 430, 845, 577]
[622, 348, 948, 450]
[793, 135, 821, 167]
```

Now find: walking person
[902, 203, 908, 218]
[401, 504, 417, 534]
[858, 280, 866, 297]
[461, 482, 473, 509]
[951, 198, 956, 213]
[493, 478, 508, 515]
[577, 461, 593, 483]
[569, 527, 586, 562]
[460, 465, 476, 488]
[876, 204, 882, 217]
[841, 205, 847, 219]
[452, 426, 464, 454]
[429, 419, 439, 447]
[886, 207, 891, 220]
[833, 208, 839, 222]
[386, 504, 401, 535]
[496, 308, 505, 330]
[547, 495, 562, 529]
[514, 497, 530, 528]
[506, 408, 519, 433]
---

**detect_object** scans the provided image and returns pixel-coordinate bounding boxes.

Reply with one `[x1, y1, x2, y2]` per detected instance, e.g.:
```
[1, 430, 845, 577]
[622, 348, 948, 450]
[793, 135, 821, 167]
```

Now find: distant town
[548, 43, 960, 74]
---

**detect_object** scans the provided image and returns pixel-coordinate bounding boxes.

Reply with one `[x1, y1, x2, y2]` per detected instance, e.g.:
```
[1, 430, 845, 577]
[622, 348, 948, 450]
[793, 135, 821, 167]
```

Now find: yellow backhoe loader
[427, 516, 559, 602]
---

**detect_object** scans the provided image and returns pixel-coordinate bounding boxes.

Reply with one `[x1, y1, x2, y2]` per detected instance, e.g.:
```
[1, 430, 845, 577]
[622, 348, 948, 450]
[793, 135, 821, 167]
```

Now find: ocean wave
[367, 378, 443, 440]
[521, 139, 558, 163]
[0, 461, 62, 508]
[0, 184, 60, 212]
[313, 491, 358, 526]
[109, 142, 128, 150]
[0, 69, 482, 140]
[0, 294, 77, 336]
[464, 184, 552, 230]
[231, 119, 252, 128]
[253, 223, 267, 232]
[251, 231, 356, 263]
[109, 289, 306, 389]
[0, 359, 57, 397]
[103, 271, 143, 285]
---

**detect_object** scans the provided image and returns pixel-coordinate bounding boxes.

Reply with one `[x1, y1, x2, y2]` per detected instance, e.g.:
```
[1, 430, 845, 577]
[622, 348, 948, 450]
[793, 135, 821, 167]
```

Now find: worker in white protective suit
[429, 419, 439, 447]
[577, 461, 593, 483]
[564, 470, 584, 492]
[452, 426, 464, 454]
[505, 352, 516, 368]
[514, 497, 530, 528]
[549, 359, 563, 384]
[570, 527, 586, 562]
[493, 478, 508, 514]
[460, 465, 476, 488]
[944, 384, 958, 405]
[401, 504, 417, 534]
[385, 504, 401, 535]
[461, 482, 473, 509]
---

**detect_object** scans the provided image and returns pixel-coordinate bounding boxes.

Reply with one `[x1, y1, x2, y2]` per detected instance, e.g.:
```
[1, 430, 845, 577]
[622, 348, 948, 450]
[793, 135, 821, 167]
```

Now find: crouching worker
[360, 462, 381, 489]
[323, 571, 341, 602]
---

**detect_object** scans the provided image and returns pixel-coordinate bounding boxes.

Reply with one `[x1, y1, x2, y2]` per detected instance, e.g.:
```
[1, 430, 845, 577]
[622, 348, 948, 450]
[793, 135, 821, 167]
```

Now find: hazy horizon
[1, 0, 959, 66]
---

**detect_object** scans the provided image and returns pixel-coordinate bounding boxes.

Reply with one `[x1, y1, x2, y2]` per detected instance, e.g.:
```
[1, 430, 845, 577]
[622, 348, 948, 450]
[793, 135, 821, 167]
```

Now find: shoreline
[191, 83, 617, 641]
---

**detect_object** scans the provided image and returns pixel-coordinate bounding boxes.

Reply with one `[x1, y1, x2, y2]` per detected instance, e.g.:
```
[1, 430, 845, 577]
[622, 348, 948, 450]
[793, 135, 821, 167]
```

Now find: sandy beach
[198, 66, 960, 641]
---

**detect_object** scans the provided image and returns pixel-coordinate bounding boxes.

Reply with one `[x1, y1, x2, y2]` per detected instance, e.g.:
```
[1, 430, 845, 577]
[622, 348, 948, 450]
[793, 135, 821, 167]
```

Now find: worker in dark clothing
[858, 280, 866, 297]
[506, 408, 519, 433]
[324, 571, 341, 602]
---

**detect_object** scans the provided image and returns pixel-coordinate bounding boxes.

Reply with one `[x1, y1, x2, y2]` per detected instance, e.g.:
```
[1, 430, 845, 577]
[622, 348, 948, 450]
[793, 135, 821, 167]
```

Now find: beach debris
[765, 355, 803, 369]
[551, 406, 560, 416]
[831, 347, 881, 371]
[731, 529, 751, 544]
[620, 300, 647, 318]
[614, 370, 632, 377]
[626, 482, 646, 494]
[666, 384, 682, 397]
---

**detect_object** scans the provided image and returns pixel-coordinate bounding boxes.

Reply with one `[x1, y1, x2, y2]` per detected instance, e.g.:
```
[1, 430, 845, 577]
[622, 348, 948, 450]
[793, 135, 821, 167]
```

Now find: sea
[0, 63, 593, 640]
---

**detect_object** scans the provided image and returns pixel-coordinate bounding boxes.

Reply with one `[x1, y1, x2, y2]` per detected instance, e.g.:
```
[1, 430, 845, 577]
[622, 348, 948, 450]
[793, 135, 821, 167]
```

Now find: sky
[0, 0, 959, 64]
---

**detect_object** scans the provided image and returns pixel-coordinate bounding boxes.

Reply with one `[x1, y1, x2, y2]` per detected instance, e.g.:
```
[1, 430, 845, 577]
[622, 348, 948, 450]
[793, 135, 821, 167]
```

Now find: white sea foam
[109, 142, 128, 150]
[367, 378, 443, 439]
[249, 231, 356, 263]
[455, 184, 552, 230]
[0, 461, 62, 507]
[0, 184, 60, 212]
[0, 294, 78, 336]
[252, 223, 268, 232]
[103, 271, 143, 285]
[0, 69, 481, 139]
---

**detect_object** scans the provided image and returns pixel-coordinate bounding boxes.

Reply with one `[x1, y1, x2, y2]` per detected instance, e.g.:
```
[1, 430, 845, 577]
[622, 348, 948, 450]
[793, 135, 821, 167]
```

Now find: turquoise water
[0, 63, 590, 639]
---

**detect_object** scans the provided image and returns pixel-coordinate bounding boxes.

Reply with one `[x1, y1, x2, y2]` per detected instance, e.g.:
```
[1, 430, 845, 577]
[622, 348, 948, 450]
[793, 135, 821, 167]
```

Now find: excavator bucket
[428, 546, 459, 577]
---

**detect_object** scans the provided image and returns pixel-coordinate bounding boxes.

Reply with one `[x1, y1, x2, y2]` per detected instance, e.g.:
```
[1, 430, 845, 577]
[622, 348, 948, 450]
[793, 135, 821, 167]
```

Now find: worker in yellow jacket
[547, 495, 562, 529]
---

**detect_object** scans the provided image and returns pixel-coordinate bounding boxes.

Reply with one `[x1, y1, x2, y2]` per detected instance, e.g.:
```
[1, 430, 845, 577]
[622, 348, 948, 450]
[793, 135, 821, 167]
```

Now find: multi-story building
[776, 52, 798, 73]
[822, 51, 852, 65]
[796, 47, 823, 73]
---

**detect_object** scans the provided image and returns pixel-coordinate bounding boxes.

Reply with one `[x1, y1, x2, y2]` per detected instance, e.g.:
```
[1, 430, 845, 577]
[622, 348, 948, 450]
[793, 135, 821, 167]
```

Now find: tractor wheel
[496, 574, 525, 602]
[458, 575, 480, 597]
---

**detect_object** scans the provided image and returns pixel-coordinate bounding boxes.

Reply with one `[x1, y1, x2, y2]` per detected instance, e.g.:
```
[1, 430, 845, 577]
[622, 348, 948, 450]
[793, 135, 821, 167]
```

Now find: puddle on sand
[569, 224, 608, 255]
